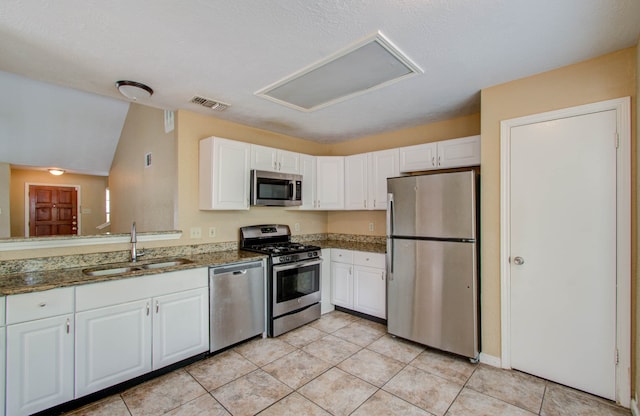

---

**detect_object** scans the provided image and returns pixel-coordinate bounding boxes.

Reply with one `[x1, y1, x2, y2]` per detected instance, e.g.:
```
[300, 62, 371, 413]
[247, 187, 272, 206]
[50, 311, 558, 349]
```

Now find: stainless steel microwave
[250, 170, 302, 206]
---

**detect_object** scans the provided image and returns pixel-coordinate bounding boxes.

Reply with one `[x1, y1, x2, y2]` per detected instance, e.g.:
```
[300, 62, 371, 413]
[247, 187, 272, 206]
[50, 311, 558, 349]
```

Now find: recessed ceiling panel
[256, 32, 423, 112]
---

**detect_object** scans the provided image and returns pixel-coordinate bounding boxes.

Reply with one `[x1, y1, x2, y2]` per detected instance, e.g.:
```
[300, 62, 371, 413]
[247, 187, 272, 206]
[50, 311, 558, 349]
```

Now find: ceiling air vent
[190, 96, 229, 111]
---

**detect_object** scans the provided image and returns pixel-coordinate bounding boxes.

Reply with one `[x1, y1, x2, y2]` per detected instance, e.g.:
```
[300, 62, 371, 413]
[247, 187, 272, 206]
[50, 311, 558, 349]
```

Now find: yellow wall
[173, 110, 328, 244]
[480, 47, 637, 358]
[109, 103, 177, 234]
[9, 168, 108, 237]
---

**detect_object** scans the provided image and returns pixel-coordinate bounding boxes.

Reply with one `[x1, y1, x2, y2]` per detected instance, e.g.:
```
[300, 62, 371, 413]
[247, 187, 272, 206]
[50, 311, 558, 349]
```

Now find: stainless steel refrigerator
[386, 169, 479, 359]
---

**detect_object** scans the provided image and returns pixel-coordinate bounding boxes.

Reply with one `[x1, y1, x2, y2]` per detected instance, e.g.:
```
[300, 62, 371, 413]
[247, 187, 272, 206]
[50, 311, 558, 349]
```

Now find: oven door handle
[273, 258, 322, 272]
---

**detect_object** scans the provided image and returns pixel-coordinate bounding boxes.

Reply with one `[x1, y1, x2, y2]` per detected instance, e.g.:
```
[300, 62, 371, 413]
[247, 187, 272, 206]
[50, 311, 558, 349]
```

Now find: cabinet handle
[381, 271, 385, 281]
[146, 302, 150, 316]
[349, 266, 352, 275]
[373, 199, 376, 208]
[66, 318, 70, 334]
[38, 302, 46, 308]
[438, 156, 441, 166]
[364, 200, 367, 208]
[431, 156, 435, 166]
[279, 162, 282, 171]
[156, 300, 159, 313]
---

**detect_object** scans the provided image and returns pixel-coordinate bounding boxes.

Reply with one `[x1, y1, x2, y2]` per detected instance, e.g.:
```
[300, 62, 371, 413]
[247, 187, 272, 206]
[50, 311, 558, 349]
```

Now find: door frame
[24, 182, 82, 237]
[499, 97, 631, 406]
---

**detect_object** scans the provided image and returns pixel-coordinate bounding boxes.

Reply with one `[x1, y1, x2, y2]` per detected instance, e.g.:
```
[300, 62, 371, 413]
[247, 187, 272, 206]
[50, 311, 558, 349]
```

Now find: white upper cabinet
[368, 149, 400, 210]
[200, 137, 250, 210]
[250, 144, 300, 174]
[299, 154, 317, 210]
[399, 135, 480, 172]
[344, 154, 368, 210]
[436, 135, 481, 169]
[316, 156, 345, 210]
[344, 149, 399, 210]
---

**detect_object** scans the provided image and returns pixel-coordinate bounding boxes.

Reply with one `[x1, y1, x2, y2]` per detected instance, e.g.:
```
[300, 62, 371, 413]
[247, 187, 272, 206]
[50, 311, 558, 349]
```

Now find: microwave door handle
[289, 182, 294, 199]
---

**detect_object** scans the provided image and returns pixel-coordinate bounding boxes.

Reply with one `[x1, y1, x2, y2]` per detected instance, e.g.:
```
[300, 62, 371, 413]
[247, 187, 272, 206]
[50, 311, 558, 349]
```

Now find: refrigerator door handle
[386, 193, 394, 278]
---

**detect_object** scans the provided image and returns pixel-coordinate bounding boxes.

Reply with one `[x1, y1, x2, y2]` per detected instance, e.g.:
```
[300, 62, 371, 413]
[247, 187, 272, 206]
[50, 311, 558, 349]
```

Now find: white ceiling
[0, 0, 639, 173]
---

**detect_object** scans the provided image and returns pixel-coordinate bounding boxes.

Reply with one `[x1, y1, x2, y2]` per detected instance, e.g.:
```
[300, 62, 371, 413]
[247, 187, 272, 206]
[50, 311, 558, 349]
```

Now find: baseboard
[479, 352, 501, 367]
[631, 397, 639, 416]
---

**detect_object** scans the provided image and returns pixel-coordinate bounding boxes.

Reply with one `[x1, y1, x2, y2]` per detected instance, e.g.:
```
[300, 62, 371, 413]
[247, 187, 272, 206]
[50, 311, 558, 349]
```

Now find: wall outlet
[294, 223, 300, 232]
[369, 222, 374, 232]
[209, 227, 216, 238]
[190, 227, 202, 239]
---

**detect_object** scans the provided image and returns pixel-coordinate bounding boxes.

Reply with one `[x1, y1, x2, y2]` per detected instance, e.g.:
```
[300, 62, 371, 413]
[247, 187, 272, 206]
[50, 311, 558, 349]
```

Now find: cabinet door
[437, 135, 481, 168]
[278, 149, 300, 174]
[6, 315, 74, 416]
[320, 249, 334, 314]
[152, 288, 209, 369]
[344, 154, 368, 210]
[353, 265, 386, 319]
[331, 261, 353, 309]
[199, 137, 250, 210]
[251, 144, 278, 172]
[75, 299, 152, 397]
[369, 149, 399, 210]
[316, 156, 344, 210]
[399, 142, 437, 172]
[299, 154, 317, 209]
[0, 326, 4, 416]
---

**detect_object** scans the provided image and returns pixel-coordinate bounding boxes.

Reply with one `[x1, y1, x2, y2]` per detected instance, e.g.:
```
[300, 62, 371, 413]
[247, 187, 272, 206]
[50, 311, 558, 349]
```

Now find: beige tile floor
[66, 311, 631, 416]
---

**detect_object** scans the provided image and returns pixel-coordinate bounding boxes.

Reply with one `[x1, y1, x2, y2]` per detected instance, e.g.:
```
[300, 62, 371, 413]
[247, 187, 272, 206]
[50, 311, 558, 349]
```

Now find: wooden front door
[29, 185, 78, 236]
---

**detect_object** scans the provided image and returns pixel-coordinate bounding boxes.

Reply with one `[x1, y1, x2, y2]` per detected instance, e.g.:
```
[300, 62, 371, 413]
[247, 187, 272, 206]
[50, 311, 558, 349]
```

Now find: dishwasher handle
[211, 260, 263, 276]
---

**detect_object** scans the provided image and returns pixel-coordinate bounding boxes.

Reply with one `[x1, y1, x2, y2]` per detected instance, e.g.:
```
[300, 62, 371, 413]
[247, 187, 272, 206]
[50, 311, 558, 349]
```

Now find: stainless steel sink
[83, 258, 193, 276]
[83, 266, 142, 276]
[141, 258, 193, 269]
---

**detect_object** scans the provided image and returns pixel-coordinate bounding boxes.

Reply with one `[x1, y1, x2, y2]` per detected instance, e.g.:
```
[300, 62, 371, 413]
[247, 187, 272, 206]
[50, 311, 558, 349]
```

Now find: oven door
[272, 258, 321, 317]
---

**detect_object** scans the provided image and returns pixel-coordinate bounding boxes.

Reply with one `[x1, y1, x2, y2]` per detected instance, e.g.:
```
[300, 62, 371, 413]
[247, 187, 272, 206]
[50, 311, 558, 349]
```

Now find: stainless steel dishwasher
[209, 260, 265, 352]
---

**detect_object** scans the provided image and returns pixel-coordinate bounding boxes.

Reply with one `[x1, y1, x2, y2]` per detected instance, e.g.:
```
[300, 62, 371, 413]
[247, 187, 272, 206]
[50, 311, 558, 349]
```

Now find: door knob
[513, 256, 525, 265]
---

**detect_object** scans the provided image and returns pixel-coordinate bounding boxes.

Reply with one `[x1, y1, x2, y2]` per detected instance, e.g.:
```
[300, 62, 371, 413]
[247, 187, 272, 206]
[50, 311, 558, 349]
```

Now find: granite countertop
[0, 237, 386, 296]
[312, 239, 387, 254]
[0, 250, 266, 296]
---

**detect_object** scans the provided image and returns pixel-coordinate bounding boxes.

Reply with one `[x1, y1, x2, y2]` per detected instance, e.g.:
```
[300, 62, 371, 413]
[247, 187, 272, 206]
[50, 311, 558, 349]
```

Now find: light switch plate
[209, 227, 216, 238]
[190, 227, 202, 239]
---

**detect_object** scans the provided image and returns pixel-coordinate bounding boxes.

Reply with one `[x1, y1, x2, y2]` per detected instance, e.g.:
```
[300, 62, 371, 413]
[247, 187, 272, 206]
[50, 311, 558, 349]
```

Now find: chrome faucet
[131, 221, 141, 262]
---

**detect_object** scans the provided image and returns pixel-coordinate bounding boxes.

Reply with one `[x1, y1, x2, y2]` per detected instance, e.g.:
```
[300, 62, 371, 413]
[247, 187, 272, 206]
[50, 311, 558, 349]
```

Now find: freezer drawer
[210, 260, 265, 352]
[387, 238, 478, 358]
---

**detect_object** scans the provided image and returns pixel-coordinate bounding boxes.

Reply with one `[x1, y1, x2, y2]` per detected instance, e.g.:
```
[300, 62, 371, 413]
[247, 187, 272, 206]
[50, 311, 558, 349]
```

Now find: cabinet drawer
[7, 287, 74, 324]
[331, 249, 354, 263]
[353, 251, 385, 269]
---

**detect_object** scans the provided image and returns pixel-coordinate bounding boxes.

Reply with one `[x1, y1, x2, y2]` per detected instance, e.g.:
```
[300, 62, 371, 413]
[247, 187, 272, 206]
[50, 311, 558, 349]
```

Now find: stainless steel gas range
[240, 224, 322, 337]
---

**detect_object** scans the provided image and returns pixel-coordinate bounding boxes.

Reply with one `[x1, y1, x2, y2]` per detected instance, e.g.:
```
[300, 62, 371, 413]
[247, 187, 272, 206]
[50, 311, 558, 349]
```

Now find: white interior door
[509, 110, 617, 399]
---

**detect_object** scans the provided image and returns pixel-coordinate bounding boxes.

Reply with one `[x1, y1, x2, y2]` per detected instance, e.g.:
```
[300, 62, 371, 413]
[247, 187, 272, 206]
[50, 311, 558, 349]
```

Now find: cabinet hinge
[615, 349, 619, 365]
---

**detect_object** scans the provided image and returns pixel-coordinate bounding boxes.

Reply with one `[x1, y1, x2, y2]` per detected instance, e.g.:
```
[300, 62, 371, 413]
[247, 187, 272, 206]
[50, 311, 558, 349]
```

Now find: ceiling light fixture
[115, 80, 154, 100]
[256, 31, 423, 112]
[48, 169, 65, 176]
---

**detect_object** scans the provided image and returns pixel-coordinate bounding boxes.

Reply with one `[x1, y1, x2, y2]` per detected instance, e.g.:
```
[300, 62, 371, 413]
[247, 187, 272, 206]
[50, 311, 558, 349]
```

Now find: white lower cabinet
[6, 288, 75, 416]
[6, 314, 74, 416]
[331, 261, 353, 309]
[353, 265, 386, 319]
[152, 288, 209, 369]
[331, 249, 386, 319]
[75, 299, 152, 397]
[75, 268, 209, 398]
[320, 249, 334, 314]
